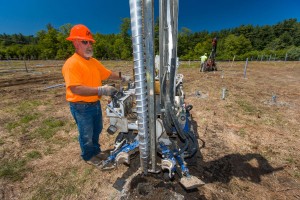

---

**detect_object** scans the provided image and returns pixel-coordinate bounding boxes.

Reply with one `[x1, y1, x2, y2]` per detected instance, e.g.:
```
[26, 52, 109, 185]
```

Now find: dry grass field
[0, 60, 299, 199]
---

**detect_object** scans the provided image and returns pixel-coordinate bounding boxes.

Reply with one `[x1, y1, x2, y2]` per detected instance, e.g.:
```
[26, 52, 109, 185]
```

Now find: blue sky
[0, 0, 299, 36]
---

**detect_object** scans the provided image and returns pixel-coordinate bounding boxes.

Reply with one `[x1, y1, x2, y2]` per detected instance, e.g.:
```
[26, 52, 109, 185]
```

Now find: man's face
[74, 40, 94, 59]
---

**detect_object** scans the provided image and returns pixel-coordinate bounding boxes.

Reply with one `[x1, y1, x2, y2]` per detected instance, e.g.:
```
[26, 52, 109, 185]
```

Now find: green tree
[37, 24, 59, 59]
[56, 24, 73, 59]
[286, 46, 300, 60]
[118, 18, 132, 59]
[223, 34, 252, 59]
[21, 45, 40, 59]
[194, 39, 211, 58]
[178, 27, 193, 59]
[94, 34, 117, 59]
[113, 38, 123, 59]
[5, 45, 20, 59]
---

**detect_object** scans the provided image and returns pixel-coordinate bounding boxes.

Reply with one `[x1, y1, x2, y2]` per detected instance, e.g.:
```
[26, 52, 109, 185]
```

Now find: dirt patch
[0, 60, 300, 200]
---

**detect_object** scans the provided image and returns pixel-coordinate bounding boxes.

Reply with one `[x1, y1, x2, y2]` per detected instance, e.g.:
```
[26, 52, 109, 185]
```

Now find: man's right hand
[98, 85, 118, 96]
[121, 75, 132, 82]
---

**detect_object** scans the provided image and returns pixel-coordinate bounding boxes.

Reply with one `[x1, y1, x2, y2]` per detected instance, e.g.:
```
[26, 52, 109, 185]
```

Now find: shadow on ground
[109, 116, 284, 199]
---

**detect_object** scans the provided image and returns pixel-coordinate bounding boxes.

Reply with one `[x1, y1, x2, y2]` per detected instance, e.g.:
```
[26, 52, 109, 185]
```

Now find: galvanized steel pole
[143, 0, 158, 173]
[129, 0, 150, 175]
[244, 58, 249, 79]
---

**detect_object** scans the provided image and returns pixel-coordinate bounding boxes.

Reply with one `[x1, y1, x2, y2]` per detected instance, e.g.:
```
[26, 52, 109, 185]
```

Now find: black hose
[161, 71, 173, 133]
[184, 130, 198, 158]
[167, 104, 189, 155]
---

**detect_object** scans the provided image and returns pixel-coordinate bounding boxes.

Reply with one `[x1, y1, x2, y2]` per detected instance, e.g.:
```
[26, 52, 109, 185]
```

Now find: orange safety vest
[62, 53, 112, 102]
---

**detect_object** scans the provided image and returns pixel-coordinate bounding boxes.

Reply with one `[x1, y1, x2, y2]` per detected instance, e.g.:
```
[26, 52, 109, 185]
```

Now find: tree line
[1, 18, 300, 61]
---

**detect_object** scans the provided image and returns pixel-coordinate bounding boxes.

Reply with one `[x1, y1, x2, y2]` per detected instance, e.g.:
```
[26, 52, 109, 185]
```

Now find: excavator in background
[101, 0, 204, 190]
[201, 37, 218, 72]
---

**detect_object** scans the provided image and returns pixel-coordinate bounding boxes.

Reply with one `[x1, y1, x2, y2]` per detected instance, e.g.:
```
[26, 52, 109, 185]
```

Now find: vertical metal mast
[143, 0, 157, 173]
[129, 0, 178, 175]
[129, 0, 150, 174]
[159, 0, 179, 133]
[159, 0, 179, 85]
[159, 0, 167, 100]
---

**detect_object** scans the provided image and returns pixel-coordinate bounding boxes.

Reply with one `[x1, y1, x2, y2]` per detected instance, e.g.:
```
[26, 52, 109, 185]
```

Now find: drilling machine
[102, 0, 204, 190]
[201, 37, 218, 72]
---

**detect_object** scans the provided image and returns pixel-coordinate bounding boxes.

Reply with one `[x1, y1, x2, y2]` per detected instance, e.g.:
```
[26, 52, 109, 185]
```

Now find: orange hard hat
[66, 24, 95, 43]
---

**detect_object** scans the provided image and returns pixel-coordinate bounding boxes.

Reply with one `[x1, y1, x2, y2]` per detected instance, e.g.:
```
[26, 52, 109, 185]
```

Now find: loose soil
[0, 60, 299, 200]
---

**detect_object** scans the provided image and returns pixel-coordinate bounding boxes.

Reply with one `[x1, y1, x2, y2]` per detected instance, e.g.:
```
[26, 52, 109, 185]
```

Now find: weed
[5, 101, 41, 132]
[180, 62, 199, 69]
[295, 171, 300, 178]
[51, 136, 70, 146]
[236, 100, 257, 114]
[31, 169, 81, 199]
[5, 121, 19, 132]
[83, 168, 93, 177]
[44, 147, 55, 155]
[262, 113, 285, 127]
[43, 118, 65, 128]
[0, 159, 28, 181]
[36, 128, 56, 140]
[285, 157, 295, 164]
[18, 100, 42, 113]
[21, 126, 29, 134]
[36, 118, 65, 140]
[238, 128, 246, 137]
[225, 103, 233, 108]
[26, 150, 42, 160]
[20, 113, 39, 123]
[0, 138, 4, 145]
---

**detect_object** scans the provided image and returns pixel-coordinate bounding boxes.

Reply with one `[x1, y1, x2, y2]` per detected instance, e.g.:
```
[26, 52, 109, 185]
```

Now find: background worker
[62, 24, 129, 166]
[212, 37, 218, 59]
[200, 53, 208, 71]
[212, 37, 217, 53]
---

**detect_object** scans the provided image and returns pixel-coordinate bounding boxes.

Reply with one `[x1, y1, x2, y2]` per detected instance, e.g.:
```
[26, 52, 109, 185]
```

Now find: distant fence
[0, 60, 64, 74]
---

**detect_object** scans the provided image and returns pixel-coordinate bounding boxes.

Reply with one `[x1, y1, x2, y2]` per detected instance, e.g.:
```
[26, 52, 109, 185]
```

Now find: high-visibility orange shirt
[62, 53, 112, 102]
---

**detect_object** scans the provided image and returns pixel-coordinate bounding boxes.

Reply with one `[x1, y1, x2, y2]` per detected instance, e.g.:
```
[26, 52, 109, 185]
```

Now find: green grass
[4, 101, 42, 132]
[285, 157, 295, 164]
[43, 118, 65, 128]
[295, 171, 300, 178]
[0, 138, 4, 145]
[236, 100, 257, 114]
[18, 100, 43, 113]
[5, 121, 20, 132]
[262, 111, 285, 127]
[44, 146, 55, 155]
[0, 150, 41, 181]
[26, 150, 42, 160]
[31, 168, 83, 200]
[83, 168, 93, 177]
[20, 113, 39, 123]
[0, 158, 28, 181]
[5, 113, 40, 133]
[180, 62, 200, 69]
[238, 128, 246, 137]
[36, 118, 65, 140]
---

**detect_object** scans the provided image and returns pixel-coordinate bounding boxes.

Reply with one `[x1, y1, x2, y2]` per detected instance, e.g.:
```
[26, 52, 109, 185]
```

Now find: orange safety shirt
[62, 53, 112, 102]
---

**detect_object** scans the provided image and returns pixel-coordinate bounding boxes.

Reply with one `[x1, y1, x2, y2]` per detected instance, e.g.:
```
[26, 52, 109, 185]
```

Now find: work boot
[95, 152, 108, 160]
[86, 156, 102, 166]
[100, 160, 116, 171]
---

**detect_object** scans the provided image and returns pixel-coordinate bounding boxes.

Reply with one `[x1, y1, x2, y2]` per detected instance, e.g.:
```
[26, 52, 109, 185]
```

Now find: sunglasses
[81, 40, 93, 45]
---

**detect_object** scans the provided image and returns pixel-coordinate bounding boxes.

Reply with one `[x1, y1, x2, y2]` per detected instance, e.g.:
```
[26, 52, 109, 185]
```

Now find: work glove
[98, 85, 118, 96]
[121, 75, 132, 82]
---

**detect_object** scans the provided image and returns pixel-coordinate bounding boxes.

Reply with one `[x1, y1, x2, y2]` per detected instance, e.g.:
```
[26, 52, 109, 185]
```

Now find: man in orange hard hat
[62, 24, 129, 166]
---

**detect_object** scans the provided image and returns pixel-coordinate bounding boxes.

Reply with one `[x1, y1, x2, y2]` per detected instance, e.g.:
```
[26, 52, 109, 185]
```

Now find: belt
[71, 101, 99, 105]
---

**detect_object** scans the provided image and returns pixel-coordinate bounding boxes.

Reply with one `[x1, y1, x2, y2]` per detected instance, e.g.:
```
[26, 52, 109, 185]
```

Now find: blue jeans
[69, 101, 103, 161]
